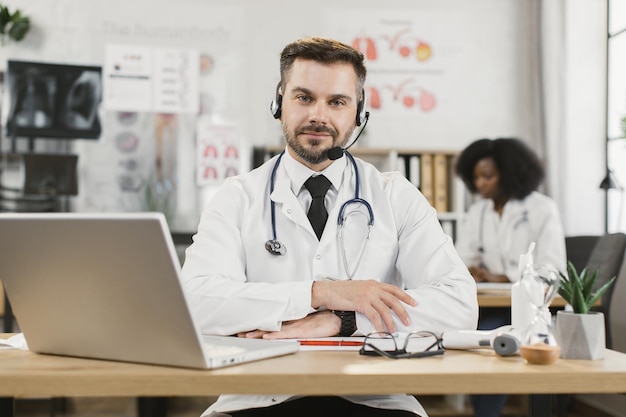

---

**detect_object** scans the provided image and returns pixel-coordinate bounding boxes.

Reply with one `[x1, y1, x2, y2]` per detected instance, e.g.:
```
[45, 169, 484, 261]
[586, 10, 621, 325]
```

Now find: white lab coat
[455, 192, 567, 281]
[182, 151, 478, 416]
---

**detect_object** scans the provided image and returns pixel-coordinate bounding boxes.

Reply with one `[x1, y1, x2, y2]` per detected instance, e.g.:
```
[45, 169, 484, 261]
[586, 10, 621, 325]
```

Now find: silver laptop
[0, 212, 298, 369]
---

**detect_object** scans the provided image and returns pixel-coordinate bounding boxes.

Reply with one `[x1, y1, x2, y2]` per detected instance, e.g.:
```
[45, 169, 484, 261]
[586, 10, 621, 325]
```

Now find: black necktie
[304, 175, 332, 240]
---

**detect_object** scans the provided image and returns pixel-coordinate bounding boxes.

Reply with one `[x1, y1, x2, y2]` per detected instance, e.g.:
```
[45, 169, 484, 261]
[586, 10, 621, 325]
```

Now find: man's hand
[311, 280, 416, 333]
[237, 311, 340, 339]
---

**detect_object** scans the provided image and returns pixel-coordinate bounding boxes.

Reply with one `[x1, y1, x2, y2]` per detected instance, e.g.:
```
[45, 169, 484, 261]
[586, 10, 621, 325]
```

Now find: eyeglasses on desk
[359, 330, 445, 359]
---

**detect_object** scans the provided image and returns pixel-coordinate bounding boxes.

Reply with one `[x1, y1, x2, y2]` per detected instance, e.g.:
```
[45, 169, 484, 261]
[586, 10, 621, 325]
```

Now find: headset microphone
[327, 111, 369, 161]
[327, 147, 345, 161]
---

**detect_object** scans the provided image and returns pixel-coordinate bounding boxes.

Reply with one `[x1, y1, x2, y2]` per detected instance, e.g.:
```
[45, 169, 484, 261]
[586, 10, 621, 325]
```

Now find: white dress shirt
[455, 192, 567, 281]
[182, 149, 478, 416]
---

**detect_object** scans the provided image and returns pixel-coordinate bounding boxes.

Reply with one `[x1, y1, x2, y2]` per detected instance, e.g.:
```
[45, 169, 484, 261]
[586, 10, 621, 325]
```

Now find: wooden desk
[478, 288, 569, 308]
[2, 337, 626, 417]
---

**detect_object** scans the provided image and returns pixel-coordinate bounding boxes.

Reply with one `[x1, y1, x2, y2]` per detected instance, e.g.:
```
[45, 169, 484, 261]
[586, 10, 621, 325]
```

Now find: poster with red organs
[324, 10, 466, 122]
[196, 117, 240, 186]
[344, 25, 438, 114]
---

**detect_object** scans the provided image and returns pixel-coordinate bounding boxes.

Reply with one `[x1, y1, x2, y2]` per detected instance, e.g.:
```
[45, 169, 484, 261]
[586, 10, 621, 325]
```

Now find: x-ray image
[60, 70, 102, 130]
[6, 60, 102, 140]
[8, 68, 56, 129]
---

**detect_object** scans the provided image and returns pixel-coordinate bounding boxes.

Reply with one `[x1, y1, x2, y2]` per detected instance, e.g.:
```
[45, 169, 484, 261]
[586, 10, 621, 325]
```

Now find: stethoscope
[264, 150, 374, 279]
[478, 200, 529, 265]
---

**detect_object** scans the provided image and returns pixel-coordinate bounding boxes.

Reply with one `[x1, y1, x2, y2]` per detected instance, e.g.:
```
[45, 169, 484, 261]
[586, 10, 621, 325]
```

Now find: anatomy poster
[352, 27, 439, 115]
[103, 44, 200, 114]
[196, 118, 240, 186]
[324, 10, 467, 124]
[327, 10, 461, 117]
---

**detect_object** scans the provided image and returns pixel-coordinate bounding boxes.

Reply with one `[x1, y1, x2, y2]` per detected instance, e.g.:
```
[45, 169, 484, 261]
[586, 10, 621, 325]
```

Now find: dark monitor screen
[5, 60, 102, 140]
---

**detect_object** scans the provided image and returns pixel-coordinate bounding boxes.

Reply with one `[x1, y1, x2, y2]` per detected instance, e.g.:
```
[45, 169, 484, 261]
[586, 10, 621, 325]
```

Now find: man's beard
[283, 123, 354, 165]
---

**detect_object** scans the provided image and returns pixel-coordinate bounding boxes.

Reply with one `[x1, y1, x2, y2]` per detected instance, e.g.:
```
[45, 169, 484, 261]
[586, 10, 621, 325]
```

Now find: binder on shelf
[452, 177, 467, 214]
[439, 218, 456, 241]
[433, 153, 448, 212]
[408, 155, 420, 188]
[420, 153, 434, 206]
[395, 154, 406, 178]
[447, 154, 465, 214]
[387, 150, 399, 173]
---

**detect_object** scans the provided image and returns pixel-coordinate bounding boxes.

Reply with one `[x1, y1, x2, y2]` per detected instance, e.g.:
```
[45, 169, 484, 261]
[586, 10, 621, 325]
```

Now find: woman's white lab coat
[455, 192, 567, 281]
[181, 152, 478, 416]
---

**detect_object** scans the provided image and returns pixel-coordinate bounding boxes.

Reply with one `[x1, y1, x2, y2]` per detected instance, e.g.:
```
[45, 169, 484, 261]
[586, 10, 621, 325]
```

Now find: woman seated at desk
[455, 137, 566, 288]
[454, 137, 566, 417]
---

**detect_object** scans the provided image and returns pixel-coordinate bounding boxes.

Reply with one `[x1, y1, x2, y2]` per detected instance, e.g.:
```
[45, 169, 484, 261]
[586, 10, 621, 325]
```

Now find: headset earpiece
[270, 82, 282, 119]
[356, 89, 369, 126]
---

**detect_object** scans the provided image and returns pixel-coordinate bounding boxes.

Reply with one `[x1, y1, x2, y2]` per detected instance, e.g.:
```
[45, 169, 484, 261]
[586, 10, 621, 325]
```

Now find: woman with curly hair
[455, 137, 566, 285]
[455, 137, 566, 417]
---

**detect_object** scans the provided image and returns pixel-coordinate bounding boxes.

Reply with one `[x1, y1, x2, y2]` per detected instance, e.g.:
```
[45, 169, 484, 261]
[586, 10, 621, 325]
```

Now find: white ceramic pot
[555, 310, 605, 360]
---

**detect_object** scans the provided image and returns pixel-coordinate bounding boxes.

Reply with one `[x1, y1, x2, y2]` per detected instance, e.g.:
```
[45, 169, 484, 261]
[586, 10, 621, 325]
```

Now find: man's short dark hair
[279, 37, 366, 93]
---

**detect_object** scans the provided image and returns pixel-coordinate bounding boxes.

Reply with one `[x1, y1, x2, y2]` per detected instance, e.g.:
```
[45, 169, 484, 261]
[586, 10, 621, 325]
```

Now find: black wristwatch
[332, 310, 357, 336]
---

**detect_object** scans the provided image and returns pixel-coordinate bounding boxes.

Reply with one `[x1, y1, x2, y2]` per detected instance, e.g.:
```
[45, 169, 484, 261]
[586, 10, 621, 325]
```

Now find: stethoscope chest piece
[265, 239, 286, 256]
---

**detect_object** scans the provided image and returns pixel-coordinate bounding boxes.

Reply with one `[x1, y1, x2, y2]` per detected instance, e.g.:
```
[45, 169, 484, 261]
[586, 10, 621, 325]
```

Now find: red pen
[299, 340, 363, 347]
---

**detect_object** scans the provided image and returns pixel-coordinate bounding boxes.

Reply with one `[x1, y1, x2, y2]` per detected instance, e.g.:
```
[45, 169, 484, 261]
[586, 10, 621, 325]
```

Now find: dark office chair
[558, 233, 626, 417]
[564, 235, 600, 273]
[563, 233, 626, 348]
[585, 232, 626, 349]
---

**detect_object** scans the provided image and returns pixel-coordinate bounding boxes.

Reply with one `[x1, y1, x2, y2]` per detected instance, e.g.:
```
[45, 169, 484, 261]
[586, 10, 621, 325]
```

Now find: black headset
[270, 82, 368, 126]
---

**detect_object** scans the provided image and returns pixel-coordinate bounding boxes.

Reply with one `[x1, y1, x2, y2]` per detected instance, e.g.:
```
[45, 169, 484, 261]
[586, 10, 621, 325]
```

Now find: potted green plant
[555, 261, 616, 359]
[0, 4, 30, 46]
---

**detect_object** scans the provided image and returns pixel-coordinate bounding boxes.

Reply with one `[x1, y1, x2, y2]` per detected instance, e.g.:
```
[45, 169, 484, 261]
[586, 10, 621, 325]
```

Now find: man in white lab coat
[182, 36, 478, 417]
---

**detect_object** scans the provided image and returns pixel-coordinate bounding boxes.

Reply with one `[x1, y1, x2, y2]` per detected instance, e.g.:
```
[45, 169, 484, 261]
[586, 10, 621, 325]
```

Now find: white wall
[560, 0, 607, 235]
[0, 0, 608, 236]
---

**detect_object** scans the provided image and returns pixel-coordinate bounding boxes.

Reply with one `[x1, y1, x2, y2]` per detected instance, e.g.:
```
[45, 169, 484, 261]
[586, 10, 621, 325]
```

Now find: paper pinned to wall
[104, 44, 199, 114]
[196, 118, 240, 186]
